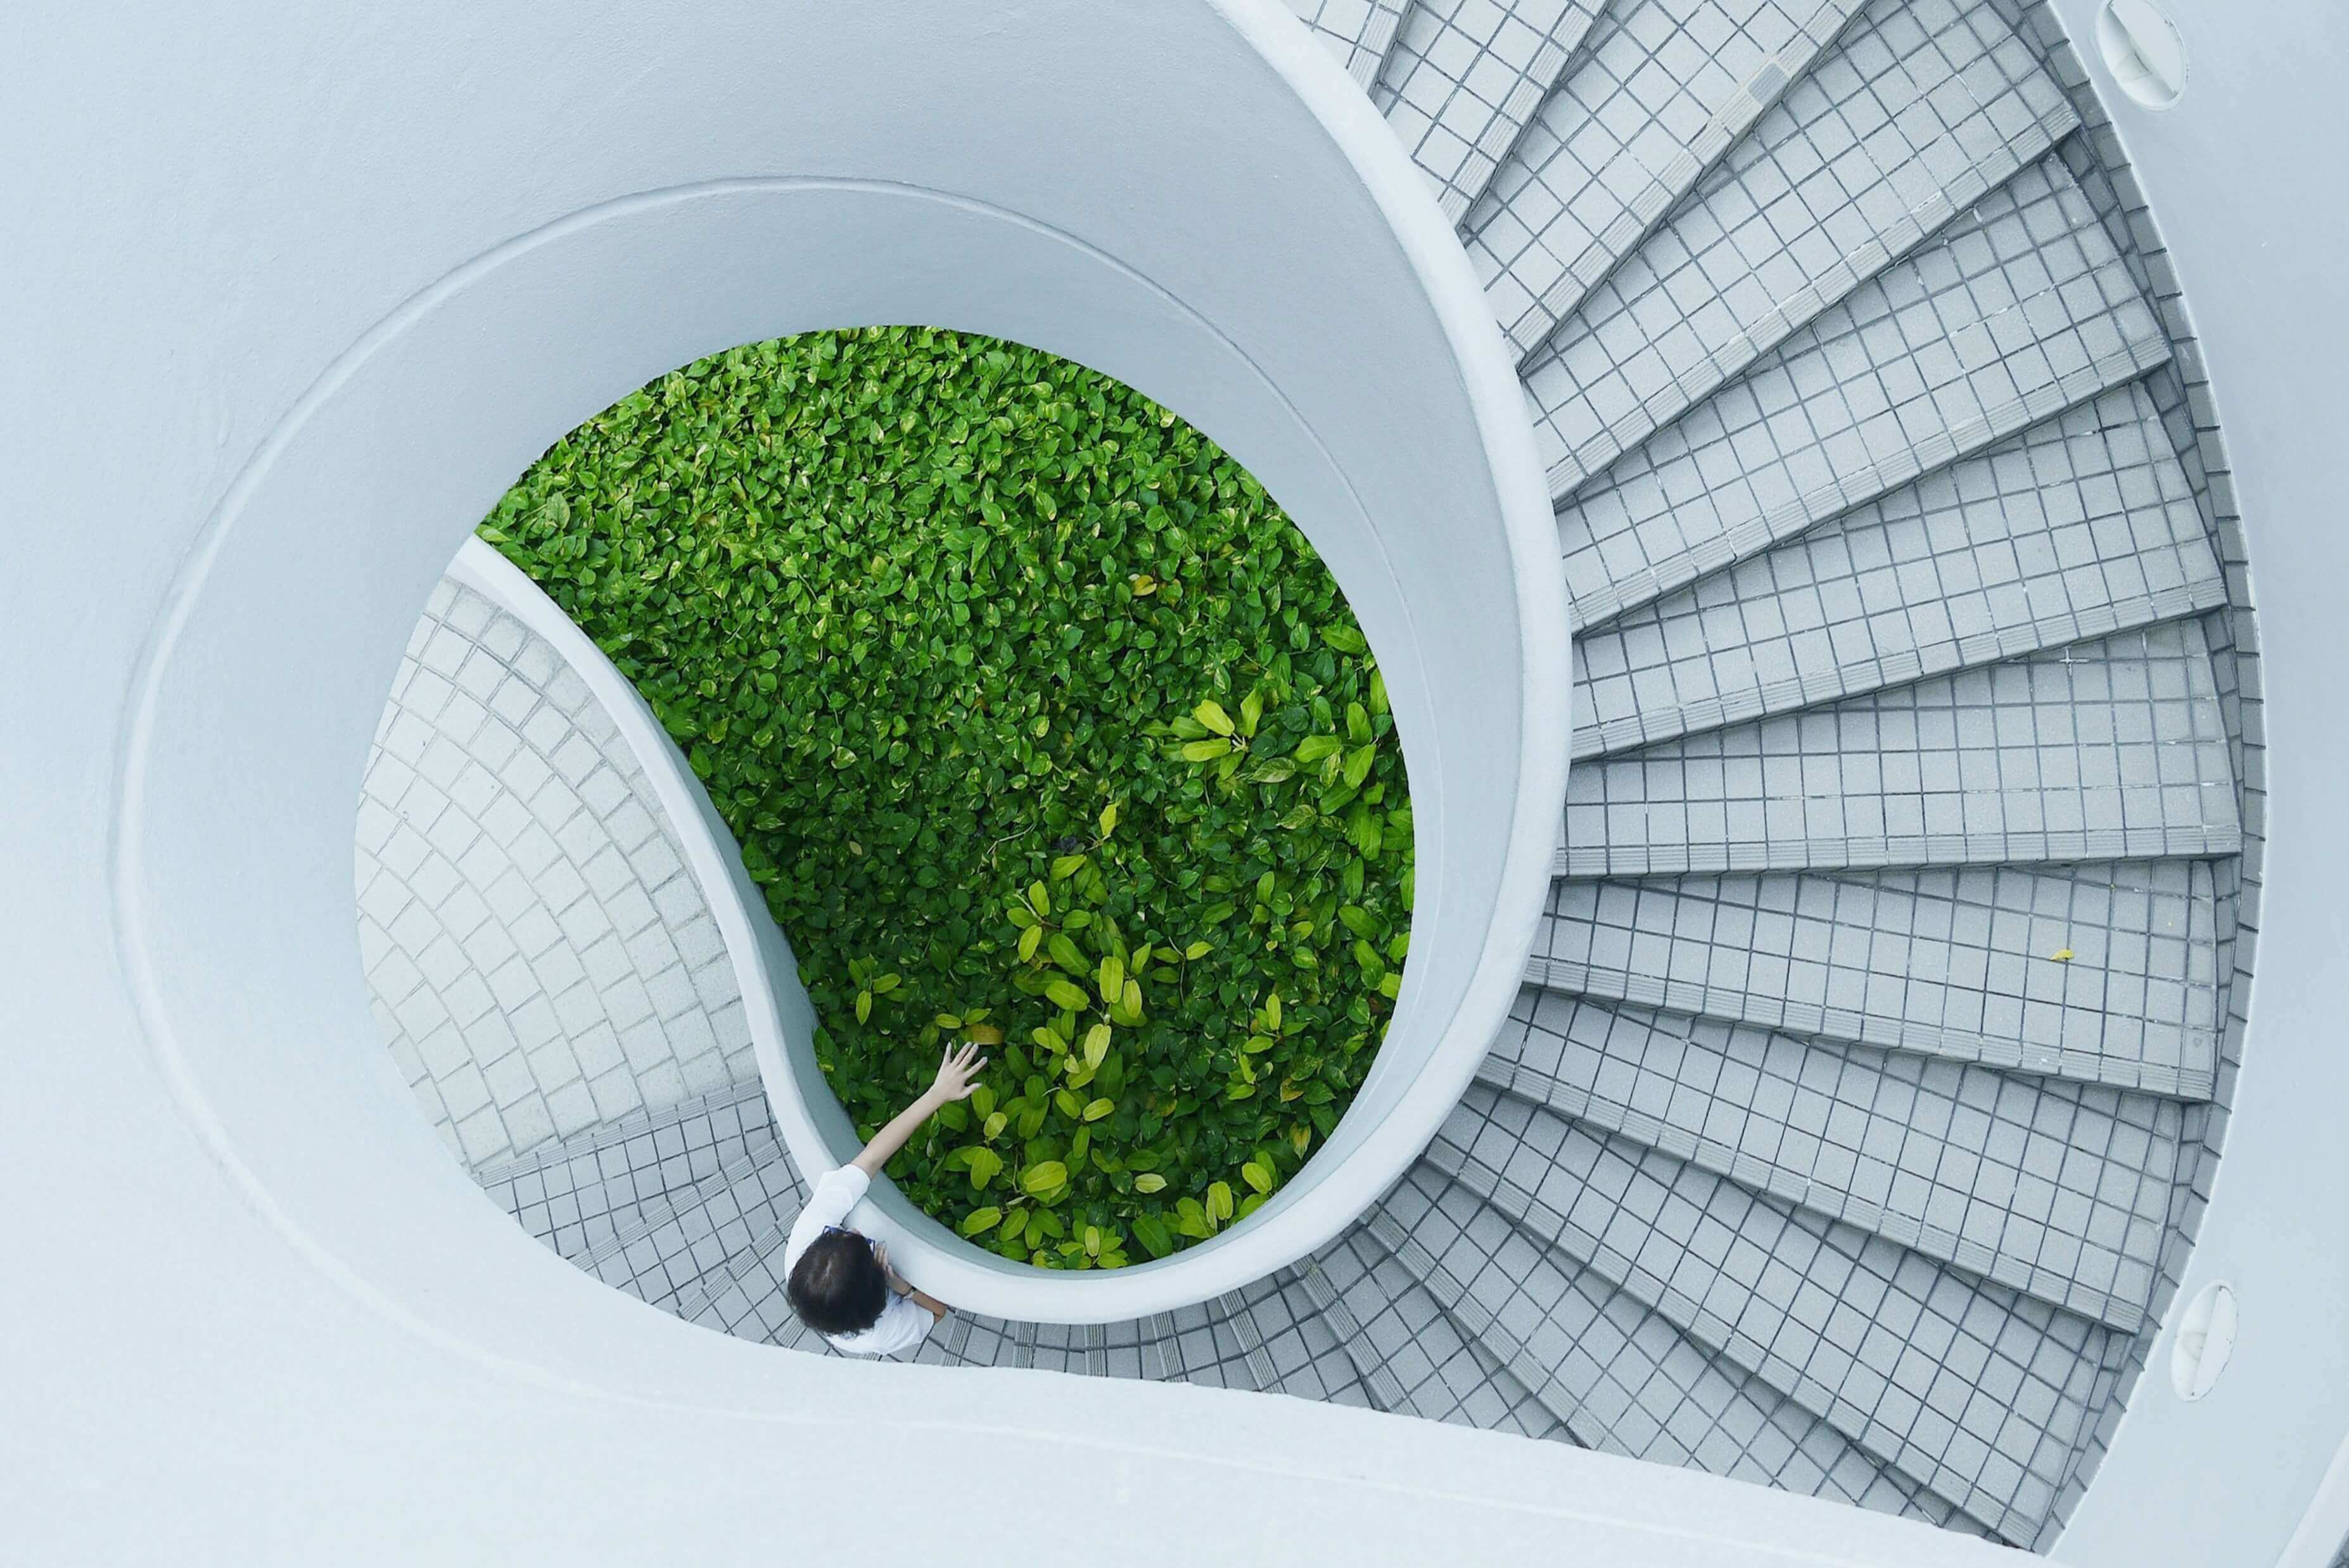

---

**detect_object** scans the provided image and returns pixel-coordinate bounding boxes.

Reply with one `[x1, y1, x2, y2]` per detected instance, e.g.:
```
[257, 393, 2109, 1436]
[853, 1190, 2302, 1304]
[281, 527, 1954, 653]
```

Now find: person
[782, 1042, 986, 1356]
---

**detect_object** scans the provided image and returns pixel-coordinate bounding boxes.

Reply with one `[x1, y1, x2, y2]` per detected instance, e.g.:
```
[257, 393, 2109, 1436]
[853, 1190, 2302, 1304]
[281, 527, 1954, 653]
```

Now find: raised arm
[851, 1042, 986, 1178]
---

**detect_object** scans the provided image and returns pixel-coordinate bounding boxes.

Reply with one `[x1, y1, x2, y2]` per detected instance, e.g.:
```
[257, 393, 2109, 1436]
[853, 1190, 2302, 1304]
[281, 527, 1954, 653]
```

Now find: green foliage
[482, 326, 1412, 1268]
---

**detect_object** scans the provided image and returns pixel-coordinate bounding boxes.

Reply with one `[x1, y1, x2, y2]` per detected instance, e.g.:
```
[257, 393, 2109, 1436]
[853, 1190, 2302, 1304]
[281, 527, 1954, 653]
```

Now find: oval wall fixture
[2170, 1279, 2238, 1400]
[2098, 0, 2187, 110]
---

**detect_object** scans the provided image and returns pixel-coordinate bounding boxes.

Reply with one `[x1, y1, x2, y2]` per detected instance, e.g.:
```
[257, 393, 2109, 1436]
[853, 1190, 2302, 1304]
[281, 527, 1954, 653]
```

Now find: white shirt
[781, 1166, 936, 1357]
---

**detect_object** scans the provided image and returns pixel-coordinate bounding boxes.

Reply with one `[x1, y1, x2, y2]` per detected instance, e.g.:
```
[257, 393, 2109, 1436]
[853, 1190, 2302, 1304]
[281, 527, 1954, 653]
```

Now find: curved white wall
[2038, 3, 2349, 1564]
[4, 0, 2338, 1561]
[99, 0, 1563, 1320]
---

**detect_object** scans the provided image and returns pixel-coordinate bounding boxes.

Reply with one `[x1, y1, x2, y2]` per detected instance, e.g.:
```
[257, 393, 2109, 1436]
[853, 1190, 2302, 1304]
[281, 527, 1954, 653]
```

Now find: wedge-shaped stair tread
[490, 1092, 782, 1263]
[1559, 155, 2169, 624]
[1374, 0, 1603, 220]
[1431, 1088, 2121, 1541]
[1529, 860, 2222, 1095]
[677, 1218, 798, 1342]
[1467, 0, 1870, 359]
[1289, 0, 1410, 88]
[1526, 0, 2077, 484]
[594, 1154, 804, 1311]
[1572, 379, 2223, 758]
[1482, 989, 2179, 1327]
[1557, 618, 2242, 877]
[1567, 379, 2219, 755]
[1321, 1227, 1570, 1436]
[1372, 1168, 1997, 1534]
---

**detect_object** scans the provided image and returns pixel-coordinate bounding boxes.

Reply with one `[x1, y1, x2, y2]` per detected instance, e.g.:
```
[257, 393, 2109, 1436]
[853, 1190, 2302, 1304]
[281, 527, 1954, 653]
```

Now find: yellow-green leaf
[1083, 1097, 1114, 1122]
[1194, 699, 1235, 736]
[1241, 1159, 1273, 1194]
[1083, 1023, 1112, 1071]
[1132, 1173, 1168, 1194]
[1207, 1181, 1235, 1221]
[1179, 738, 1232, 763]
[1098, 801, 1119, 836]
[960, 1206, 1003, 1236]
[1021, 1161, 1069, 1195]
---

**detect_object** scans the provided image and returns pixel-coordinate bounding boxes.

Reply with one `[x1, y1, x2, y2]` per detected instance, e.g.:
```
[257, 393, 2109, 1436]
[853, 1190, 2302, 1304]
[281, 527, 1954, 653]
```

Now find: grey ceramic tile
[1374, 0, 1603, 220]
[1430, 1087, 2122, 1539]
[1571, 380, 2223, 757]
[1558, 620, 2241, 877]
[1467, 0, 1870, 357]
[1484, 987, 2180, 1326]
[1289, 0, 1411, 87]
[1525, 0, 2076, 483]
[1558, 155, 2169, 623]
[1529, 861, 2221, 1095]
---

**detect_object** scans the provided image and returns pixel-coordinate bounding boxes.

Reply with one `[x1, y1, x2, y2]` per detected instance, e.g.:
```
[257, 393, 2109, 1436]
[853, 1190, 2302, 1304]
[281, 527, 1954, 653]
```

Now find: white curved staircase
[359, 0, 2256, 1552]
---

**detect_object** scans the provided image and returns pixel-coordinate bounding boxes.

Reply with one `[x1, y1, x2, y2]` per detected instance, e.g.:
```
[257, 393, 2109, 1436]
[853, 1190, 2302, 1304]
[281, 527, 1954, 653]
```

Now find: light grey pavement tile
[1558, 155, 2169, 622]
[1372, 0, 1603, 220]
[1570, 379, 2223, 758]
[1468, 0, 1869, 358]
[1558, 620, 2242, 877]
[1482, 988, 2180, 1326]
[1529, 860, 2220, 1096]
[1525, 0, 2075, 483]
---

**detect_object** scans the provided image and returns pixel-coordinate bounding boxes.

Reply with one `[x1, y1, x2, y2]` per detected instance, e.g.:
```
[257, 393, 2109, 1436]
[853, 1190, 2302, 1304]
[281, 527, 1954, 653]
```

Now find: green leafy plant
[482, 326, 1411, 1267]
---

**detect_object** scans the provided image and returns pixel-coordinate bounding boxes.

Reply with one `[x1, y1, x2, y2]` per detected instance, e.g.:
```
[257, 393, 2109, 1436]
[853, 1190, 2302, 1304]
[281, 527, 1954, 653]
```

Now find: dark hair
[787, 1230, 889, 1336]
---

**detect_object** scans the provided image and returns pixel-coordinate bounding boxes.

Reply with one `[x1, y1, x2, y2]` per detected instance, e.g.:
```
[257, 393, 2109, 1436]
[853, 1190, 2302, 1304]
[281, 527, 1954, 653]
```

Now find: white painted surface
[2040, 1, 2349, 1563]
[0, 0, 2333, 1561]
[87, 0, 1565, 1336]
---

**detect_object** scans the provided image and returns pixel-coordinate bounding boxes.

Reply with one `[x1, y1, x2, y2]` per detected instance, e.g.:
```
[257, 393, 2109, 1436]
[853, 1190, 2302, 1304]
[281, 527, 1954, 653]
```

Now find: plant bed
[483, 326, 1411, 1269]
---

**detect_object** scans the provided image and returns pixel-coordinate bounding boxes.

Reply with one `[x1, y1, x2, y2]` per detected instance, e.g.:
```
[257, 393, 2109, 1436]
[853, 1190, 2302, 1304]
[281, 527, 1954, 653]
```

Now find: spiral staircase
[355, 0, 2258, 1553]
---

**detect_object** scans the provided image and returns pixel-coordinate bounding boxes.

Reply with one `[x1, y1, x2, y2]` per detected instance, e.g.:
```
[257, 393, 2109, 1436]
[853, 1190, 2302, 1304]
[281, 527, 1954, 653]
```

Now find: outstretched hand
[928, 1041, 987, 1104]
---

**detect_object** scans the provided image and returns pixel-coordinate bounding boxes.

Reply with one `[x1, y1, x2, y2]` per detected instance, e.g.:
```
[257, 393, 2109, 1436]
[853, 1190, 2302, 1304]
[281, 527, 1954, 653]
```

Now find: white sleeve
[781, 1165, 871, 1277]
[856, 1292, 937, 1358]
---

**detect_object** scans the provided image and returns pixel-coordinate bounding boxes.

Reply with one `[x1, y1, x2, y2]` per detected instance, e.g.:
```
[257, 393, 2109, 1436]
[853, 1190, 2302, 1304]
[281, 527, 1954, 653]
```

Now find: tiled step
[1556, 618, 2243, 878]
[1288, 1258, 1410, 1412]
[1102, 1282, 1360, 1398]
[1361, 1199, 1598, 1446]
[1429, 1088, 2123, 1541]
[576, 1135, 777, 1281]
[1289, 0, 1410, 89]
[1376, 1166, 1997, 1536]
[1527, 861, 2222, 1097]
[1525, 0, 2077, 485]
[1558, 155, 2170, 625]
[1480, 990, 2179, 1328]
[1467, 0, 1869, 360]
[1319, 1227, 1571, 1437]
[674, 1215, 822, 1351]
[471, 1078, 769, 1192]
[1570, 380, 2223, 760]
[594, 1152, 804, 1312]
[1372, 0, 1603, 220]
[483, 1088, 782, 1262]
